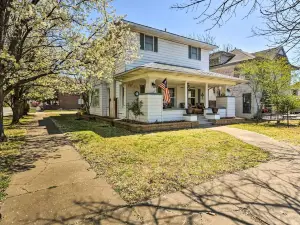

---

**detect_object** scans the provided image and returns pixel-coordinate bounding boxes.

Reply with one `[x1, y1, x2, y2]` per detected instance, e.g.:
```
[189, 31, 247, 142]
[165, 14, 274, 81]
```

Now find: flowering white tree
[0, 0, 139, 141]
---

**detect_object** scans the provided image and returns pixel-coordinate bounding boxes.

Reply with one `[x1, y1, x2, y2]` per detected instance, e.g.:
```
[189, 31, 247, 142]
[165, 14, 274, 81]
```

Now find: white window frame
[145, 35, 154, 51]
[191, 47, 198, 60]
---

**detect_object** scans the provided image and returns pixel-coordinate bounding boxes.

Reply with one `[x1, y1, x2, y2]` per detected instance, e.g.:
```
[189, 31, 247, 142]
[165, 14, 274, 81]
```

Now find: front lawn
[53, 115, 269, 203]
[0, 115, 34, 201]
[229, 121, 300, 146]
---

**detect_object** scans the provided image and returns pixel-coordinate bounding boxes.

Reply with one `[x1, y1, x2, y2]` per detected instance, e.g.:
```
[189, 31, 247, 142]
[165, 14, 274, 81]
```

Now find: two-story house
[210, 47, 297, 118]
[90, 21, 246, 123]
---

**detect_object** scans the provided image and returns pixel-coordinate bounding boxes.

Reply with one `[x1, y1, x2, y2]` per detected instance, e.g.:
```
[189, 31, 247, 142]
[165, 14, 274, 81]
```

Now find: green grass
[53, 115, 270, 203]
[0, 115, 34, 201]
[229, 121, 300, 146]
[29, 108, 36, 113]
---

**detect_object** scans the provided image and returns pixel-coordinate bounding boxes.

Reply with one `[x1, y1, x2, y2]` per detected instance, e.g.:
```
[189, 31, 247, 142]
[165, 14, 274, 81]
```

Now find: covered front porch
[115, 63, 246, 123]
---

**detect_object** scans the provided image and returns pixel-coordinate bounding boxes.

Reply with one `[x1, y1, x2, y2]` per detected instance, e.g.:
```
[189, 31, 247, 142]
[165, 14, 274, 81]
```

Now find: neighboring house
[210, 47, 296, 118]
[90, 21, 246, 123]
[32, 93, 81, 110]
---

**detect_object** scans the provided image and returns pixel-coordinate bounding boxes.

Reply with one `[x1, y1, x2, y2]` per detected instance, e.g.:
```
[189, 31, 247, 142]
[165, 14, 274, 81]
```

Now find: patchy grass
[53, 115, 270, 203]
[229, 121, 300, 146]
[0, 115, 34, 201]
[29, 108, 36, 113]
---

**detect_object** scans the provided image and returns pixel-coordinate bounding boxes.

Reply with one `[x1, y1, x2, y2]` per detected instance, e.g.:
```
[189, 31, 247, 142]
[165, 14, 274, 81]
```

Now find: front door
[243, 93, 251, 114]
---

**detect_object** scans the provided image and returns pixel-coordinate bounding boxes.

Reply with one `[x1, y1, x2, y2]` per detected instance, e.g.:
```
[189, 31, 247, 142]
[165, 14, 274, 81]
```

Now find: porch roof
[115, 62, 247, 85]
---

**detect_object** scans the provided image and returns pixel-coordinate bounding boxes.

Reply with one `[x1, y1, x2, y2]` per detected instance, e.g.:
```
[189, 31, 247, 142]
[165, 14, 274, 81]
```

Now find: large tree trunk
[82, 93, 90, 115]
[11, 100, 21, 124]
[0, 85, 7, 142]
[23, 100, 29, 115]
[11, 86, 23, 125]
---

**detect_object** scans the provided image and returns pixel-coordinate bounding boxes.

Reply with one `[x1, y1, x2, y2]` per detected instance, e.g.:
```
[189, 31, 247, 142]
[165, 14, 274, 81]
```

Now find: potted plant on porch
[186, 104, 194, 114]
[212, 107, 219, 114]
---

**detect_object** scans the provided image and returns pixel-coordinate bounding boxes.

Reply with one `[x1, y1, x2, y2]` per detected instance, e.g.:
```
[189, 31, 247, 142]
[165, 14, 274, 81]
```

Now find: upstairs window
[145, 35, 154, 51]
[188, 46, 201, 60]
[140, 33, 158, 52]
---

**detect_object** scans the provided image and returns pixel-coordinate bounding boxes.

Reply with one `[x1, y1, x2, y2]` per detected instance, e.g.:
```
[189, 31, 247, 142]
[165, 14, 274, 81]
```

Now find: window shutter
[140, 33, 144, 50]
[198, 48, 201, 60]
[188, 46, 191, 59]
[154, 37, 158, 52]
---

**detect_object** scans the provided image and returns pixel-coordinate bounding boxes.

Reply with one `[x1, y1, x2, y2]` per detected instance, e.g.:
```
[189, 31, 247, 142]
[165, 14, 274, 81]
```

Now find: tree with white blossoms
[0, 0, 139, 141]
[69, 22, 139, 114]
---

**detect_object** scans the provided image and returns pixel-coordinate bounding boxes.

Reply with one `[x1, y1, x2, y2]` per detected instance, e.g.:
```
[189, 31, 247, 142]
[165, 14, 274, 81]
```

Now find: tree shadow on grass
[1, 117, 70, 175]
[36, 158, 300, 225]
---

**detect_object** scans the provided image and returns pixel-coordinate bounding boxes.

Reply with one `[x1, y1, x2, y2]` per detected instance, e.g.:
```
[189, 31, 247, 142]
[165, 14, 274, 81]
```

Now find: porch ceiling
[115, 62, 247, 86]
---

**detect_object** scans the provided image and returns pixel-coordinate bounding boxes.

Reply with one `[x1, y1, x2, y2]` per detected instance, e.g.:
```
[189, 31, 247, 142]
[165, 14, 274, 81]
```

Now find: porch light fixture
[187, 83, 191, 90]
[201, 93, 204, 99]
[152, 82, 156, 88]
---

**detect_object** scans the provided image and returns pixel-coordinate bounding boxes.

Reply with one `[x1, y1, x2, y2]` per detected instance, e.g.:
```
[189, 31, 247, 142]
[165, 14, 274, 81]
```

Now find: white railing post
[205, 83, 209, 108]
[185, 81, 188, 108]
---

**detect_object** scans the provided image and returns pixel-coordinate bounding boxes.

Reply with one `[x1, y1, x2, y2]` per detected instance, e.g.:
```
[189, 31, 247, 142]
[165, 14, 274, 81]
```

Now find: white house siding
[125, 34, 210, 72]
[117, 80, 147, 120]
[115, 61, 126, 74]
[162, 110, 186, 122]
[138, 94, 186, 123]
[90, 83, 109, 116]
[138, 94, 163, 123]
[216, 97, 236, 118]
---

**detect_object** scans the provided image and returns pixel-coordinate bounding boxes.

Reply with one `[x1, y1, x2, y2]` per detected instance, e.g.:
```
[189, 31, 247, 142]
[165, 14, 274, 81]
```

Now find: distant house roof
[210, 51, 235, 58]
[224, 49, 256, 64]
[115, 62, 246, 83]
[123, 20, 217, 51]
[210, 46, 298, 69]
[252, 47, 284, 59]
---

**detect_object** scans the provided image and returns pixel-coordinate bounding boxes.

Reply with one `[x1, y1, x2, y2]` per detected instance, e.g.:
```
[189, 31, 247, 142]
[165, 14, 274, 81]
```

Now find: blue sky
[112, 0, 295, 62]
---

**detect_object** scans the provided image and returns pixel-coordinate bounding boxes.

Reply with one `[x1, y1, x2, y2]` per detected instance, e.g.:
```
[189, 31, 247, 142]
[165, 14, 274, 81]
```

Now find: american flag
[159, 78, 171, 104]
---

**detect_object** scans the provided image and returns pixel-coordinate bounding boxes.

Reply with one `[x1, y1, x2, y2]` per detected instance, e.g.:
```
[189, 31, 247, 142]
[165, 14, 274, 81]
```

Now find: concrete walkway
[0, 115, 141, 224]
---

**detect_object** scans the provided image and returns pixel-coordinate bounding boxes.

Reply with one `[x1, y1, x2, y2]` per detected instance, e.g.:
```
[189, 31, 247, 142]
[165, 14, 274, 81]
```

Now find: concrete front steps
[197, 115, 213, 127]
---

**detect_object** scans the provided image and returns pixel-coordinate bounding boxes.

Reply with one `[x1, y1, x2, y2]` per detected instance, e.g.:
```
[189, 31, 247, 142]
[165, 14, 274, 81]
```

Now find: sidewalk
[0, 114, 141, 224]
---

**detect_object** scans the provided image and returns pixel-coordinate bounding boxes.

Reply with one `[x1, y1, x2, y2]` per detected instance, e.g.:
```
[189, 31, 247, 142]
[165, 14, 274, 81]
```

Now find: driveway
[3, 107, 12, 116]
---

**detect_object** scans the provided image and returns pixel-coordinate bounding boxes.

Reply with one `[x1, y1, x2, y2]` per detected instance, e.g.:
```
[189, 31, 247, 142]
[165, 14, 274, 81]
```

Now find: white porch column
[145, 76, 157, 93]
[205, 83, 209, 108]
[185, 81, 188, 108]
